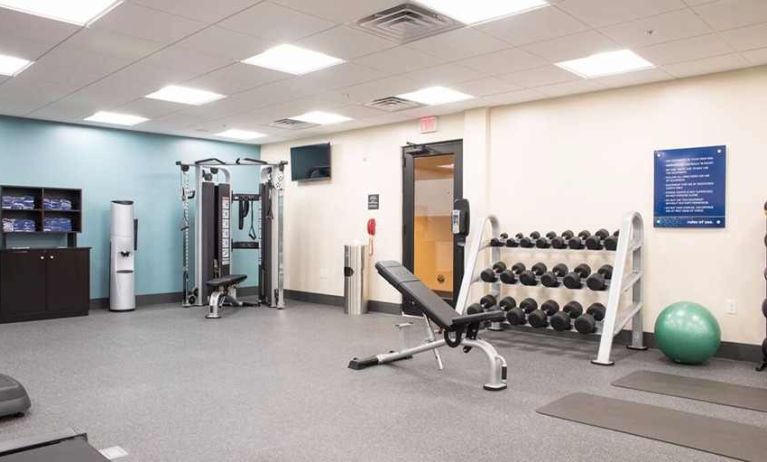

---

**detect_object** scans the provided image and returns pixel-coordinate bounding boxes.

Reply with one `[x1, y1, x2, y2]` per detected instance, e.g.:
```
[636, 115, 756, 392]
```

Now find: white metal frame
[455, 211, 646, 365]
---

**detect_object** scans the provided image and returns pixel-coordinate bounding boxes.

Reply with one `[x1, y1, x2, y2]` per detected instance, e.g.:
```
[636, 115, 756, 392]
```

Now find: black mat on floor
[613, 370, 767, 413]
[537, 392, 767, 461]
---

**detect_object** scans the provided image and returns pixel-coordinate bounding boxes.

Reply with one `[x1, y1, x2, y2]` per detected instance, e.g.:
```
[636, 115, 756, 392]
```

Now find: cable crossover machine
[176, 157, 287, 316]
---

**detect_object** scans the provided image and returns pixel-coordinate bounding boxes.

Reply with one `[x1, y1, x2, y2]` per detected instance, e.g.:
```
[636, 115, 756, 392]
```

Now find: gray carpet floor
[0, 301, 764, 462]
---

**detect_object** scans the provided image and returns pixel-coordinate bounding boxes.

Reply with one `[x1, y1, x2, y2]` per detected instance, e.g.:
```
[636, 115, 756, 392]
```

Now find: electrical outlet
[725, 299, 736, 315]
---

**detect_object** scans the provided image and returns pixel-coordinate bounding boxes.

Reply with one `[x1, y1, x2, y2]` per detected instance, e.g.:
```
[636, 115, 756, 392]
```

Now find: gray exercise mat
[537, 392, 767, 461]
[613, 370, 767, 413]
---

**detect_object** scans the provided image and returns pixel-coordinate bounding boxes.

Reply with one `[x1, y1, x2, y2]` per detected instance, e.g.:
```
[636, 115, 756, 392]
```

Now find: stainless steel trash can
[344, 243, 367, 315]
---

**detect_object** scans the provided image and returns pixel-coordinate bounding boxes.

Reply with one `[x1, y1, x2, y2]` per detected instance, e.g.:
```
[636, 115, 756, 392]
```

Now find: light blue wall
[0, 116, 262, 299]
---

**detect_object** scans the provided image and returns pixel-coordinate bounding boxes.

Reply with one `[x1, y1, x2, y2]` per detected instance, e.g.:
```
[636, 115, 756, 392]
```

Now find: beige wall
[260, 114, 464, 304]
[263, 66, 767, 345]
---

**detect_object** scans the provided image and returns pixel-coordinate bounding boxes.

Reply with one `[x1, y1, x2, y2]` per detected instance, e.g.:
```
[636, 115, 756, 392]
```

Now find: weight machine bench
[205, 274, 257, 319]
[348, 261, 508, 391]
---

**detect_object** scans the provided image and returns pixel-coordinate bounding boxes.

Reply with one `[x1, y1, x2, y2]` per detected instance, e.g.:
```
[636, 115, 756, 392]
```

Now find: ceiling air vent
[355, 3, 462, 44]
[269, 118, 319, 130]
[365, 96, 424, 112]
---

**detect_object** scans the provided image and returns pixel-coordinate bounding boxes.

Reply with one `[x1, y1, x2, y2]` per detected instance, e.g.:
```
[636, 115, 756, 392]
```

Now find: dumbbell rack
[758, 200, 767, 372]
[456, 211, 646, 366]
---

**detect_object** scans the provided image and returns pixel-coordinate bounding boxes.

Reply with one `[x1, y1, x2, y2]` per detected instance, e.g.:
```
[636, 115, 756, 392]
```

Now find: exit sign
[419, 116, 438, 134]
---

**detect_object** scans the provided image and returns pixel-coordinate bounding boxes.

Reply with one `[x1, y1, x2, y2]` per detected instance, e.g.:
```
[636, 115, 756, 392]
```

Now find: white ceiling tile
[296, 63, 384, 91]
[353, 47, 445, 75]
[218, 2, 335, 42]
[185, 64, 288, 94]
[683, 0, 717, 4]
[270, 0, 402, 24]
[692, 0, 767, 30]
[476, 6, 590, 46]
[297, 26, 395, 60]
[176, 27, 272, 61]
[113, 98, 183, 119]
[26, 98, 99, 120]
[481, 88, 545, 107]
[406, 63, 484, 87]
[457, 48, 548, 75]
[132, 0, 258, 22]
[742, 46, 767, 64]
[536, 79, 606, 97]
[0, 8, 79, 53]
[557, 0, 687, 28]
[0, 36, 53, 61]
[56, 29, 165, 62]
[0, 79, 73, 104]
[500, 65, 580, 87]
[600, 9, 713, 47]
[406, 28, 509, 62]
[142, 112, 209, 130]
[92, 2, 206, 45]
[452, 77, 522, 97]
[337, 75, 418, 104]
[334, 103, 390, 120]
[662, 53, 751, 77]
[521, 30, 620, 62]
[638, 33, 734, 65]
[721, 23, 767, 51]
[593, 67, 674, 87]
[139, 45, 234, 81]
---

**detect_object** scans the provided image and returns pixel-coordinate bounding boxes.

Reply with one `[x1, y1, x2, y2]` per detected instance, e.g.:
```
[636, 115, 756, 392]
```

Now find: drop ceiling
[0, 0, 766, 144]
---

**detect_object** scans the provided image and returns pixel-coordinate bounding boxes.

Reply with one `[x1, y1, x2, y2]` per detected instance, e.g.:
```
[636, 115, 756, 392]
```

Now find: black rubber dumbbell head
[561, 230, 575, 240]
[520, 236, 536, 248]
[519, 270, 538, 286]
[532, 263, 547, 276]
[586, 265, 613, 291]
[507, 307, 527, 325]
[499, 297, 517, 311]
[541, 264, 568, 288]
[520, 298, 538, 313]
[536, 236, 552, 249]
[563, 264, 592, 289]
[466, 303, 483, 315]
[480, 268, 498, 283]
[585, 234, 604, 250]
[604, 234, 619, 251]
[563, 301, 584, 318]
[594, 229, 610, 239]
[541, 300, 560, 316]
[490, 238, 504, 247]
[762, 298, 767, 318]
[549, 311, 571, 332]
[499, 270, 517, 285]
[551, 236, 568, 249]
[529, 231, 541, 240]
[506, 237, 520, 248]
[480, 294, 497, 309]
[492, 261, 507, 273]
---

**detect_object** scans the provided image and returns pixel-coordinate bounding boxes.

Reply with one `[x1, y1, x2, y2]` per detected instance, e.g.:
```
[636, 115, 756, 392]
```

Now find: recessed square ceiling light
[415, 0, 549, 24]
[0, 54, 32, 76]
[84, 111, 149, 126]
[0, 0, 123, 26]
[242, 44, 344, 75]
[290, 111, 352, 125]
[215, 129, 266, 141]
[398, 86, 474, 106]
[145, 85, 225, 105]
[556, 49, 655, 79]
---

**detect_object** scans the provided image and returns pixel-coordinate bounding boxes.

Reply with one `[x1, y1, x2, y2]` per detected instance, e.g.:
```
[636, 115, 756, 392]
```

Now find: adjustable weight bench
[348, 261, 508, 391]
[205, 274, 257, 319]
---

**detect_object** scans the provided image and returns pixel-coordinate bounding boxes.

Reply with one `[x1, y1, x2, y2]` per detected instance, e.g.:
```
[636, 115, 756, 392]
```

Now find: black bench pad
[206, 274, 247, 288]
[375, 261, 505, 330]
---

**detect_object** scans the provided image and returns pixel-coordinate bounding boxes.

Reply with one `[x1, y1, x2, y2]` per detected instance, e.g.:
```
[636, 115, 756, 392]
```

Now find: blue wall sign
[654, 145, 726, 228]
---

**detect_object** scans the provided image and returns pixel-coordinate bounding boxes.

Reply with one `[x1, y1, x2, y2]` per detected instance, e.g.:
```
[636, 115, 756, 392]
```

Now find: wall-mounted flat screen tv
[291, 143, 331, 182]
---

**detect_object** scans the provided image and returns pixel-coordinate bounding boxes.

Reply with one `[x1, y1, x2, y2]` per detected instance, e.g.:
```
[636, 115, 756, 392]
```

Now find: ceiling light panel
[84, 111, 148, 126]
[215, 129, 266, 140]
[0, 54, 32, 76]
[398, 86, 474, 105]
[145, 85, 225, 105]
[556, 49, 655, 78]
[0, 0, 123, 26]
[290, 111, 351, 125]
[242, 44, 344, 75]
[415, 0, 549, 25]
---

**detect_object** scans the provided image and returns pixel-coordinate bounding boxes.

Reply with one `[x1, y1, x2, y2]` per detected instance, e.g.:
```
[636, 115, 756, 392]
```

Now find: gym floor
[0, 301, 762, 462]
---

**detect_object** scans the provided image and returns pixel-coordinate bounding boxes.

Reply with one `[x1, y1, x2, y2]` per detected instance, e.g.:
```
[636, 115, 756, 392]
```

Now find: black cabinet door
[45, 249, 90, 314]
[0, 250, 47, 318]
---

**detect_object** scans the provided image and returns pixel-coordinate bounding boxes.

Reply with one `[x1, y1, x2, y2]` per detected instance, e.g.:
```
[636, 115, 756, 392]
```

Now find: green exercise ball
[654, 301, 721, 365]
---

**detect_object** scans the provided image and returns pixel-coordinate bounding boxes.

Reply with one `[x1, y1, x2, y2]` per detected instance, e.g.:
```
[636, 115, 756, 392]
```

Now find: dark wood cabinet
[0, 248, 90, 323]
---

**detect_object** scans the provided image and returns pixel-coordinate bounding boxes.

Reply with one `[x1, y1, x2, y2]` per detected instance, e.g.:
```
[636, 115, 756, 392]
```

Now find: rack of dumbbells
[759, 201, 767, 372]
[455, 212, 646, 365]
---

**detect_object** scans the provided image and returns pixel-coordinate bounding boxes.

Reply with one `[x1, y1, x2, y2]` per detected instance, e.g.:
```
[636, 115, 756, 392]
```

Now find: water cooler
[110, 200, 137, 312]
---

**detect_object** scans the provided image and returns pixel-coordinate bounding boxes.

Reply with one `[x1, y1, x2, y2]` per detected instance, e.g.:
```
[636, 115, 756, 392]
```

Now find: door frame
[402, 139, 464, 308]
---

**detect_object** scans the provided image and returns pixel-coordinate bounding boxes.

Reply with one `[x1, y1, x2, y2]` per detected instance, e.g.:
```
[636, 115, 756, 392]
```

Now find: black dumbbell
[563, 264, 592, 289]
[604, 230, 619, 251]
[507, 298, 537, 325]
[541, 263, 569, 288]
[762, 298, 767, 318]
[499, 296, 517, 312]
[466, 294, 498, 314]
[519, 231, 542, 248]
[490, 233, 509, 247]
[568, 230, 592, 250]
[549, 301, 584, 332]
[519, 262, 547, 286]
[551, 230, 575, 249]
[585, 229, 610, 250]
[500, 263, 526, 284]
[574, 303, 607, 334]
[480, 261, 508, 283]
[535, 231, 558, 249]
[586, 265, 613, 291]
[528, 300, 560, 328]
